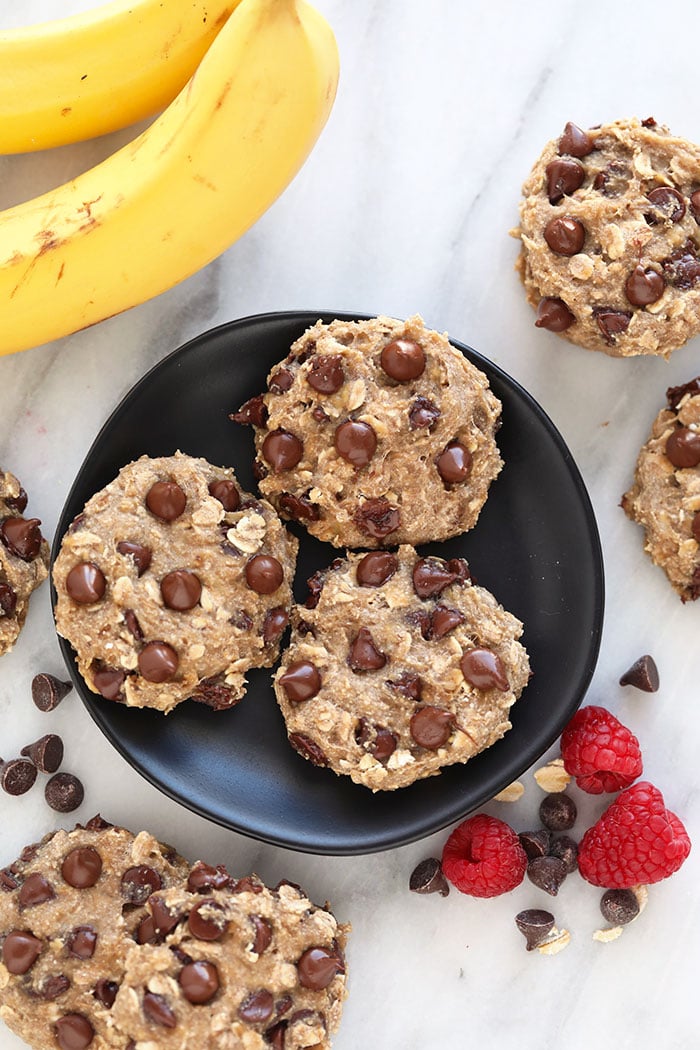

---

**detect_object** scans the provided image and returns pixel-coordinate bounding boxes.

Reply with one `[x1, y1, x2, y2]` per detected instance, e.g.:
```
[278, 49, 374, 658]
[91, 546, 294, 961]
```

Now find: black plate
[51, 311, 604, 855]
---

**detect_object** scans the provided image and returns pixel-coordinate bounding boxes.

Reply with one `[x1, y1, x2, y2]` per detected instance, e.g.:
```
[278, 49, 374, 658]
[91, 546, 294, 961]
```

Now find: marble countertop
[1, 1, 699, 1047]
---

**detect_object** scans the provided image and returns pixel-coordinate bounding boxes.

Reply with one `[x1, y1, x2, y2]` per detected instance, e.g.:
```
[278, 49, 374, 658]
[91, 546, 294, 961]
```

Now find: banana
[0, 0, 339, 357]
[0, 0, 244, 153]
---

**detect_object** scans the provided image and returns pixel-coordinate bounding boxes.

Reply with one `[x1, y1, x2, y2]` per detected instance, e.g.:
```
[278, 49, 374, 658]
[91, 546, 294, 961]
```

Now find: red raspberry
[441, 814, 527, 898]
[578, 781, 691, 888]
[560, 705, 642, 793]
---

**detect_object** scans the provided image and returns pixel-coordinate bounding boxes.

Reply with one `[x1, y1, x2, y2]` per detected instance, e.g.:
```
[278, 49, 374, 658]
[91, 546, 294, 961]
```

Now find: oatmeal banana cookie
[232, 315, 502, 548]
[0, 469, 49, 656]
[0, 818, 348, 1050]
[53, 452, 298, 713]
[622, 377, 700, 600]
[274, 546, 531, 791]
[516, 117, 700, 357]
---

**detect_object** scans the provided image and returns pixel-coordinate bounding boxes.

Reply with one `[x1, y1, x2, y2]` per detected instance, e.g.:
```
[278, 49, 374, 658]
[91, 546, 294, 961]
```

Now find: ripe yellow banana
[0, 0, 339, 357]
[0, 0, 243, 153]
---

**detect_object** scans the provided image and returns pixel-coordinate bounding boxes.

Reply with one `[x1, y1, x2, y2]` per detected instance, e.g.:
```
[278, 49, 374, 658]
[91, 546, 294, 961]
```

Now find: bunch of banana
[0, 0, 339, 356]
[0, 0, 242, 153]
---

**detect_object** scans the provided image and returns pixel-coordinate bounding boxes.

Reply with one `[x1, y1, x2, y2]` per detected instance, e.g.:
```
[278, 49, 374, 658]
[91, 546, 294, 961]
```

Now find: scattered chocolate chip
[18, 873, 55, 908]
[138, 641, 179, 683]
[355, 718, 397, 763]
[412, 557, 458, 599]
[39, 974, 71, 1001]
[121, 865, 163, 905]
[645, 186, 686, 224]
[46, 772, 84, 813]
[65, 562, 106, 604]
[278, 491, 321, 521]
[549, 835, 578, 874]
[545, 157, 585, 203]
[91, 665, 126, 701]
[334, 420, 377, 468]
[667, 376, 700, 410]
[262, 607, 289, 645]
[619, 653, 660, 692]
[160, 569, 202, 611]
[288, 732, 328, 767]
[380, 338, 426, 381]
[387, 671, 423, 700]
[662, 239, 700, 289]
[250, 915, 273, 954]
[179, 960, 220, 1005]
[558, 121, 593, 158]
[0, 757, 37, 795]
[269, 368, 294, 394]
[348, 627, 387, 672]
[409, 857, 450, 896]
[592, 307, 632, 344]
[356, 551, 398, 587]
[93, 979, 119, 1009]
[297, 946, 344, 990]
[408, 396, 440, 429]
[543, 215, 585, 255]
[409, 706, 453, 749]
[143, 991, 177, 1028]
[430, 604, 466, 639]
[518, 830, 551, 861]
[208, 479, 240, 512]
[535, 297, 575, 332]
[354, 498, 400, 539]
[460, 648, 509, 691]
[279, 661, 321, 702]
[188, 899, 229, 941]
[230, 395, 268, 427]
[666, 427, 700, 468]
[61, 847, 102, 889]
[20, 734, 63, 774]
[527, 856, 568, 897]
[262, 430, 303, 472]
[54, 1014, 94, 1050]
[2, 930, 43, 973]
[145, 481, 186, 522]
[67, 926, 97, 959]
[0, 517, 43, 561]
[515, 908, 555, 951]
[0, 582, 17, 617]
[436, 441, 472, 484]
[539, 792, 577, 831]
[245, 554, 284, 595]
[238, 988, 274, 1024]
[4, 486, 28, 514]
[116, 540, 152, 576]
[625, 265, 665, 306]
[600, 888, 640, 925]
[307, 354, 345, 393]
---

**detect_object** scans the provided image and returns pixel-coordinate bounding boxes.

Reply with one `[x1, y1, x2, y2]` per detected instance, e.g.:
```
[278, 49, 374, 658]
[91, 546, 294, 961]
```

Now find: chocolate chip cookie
[53, 452, 298, 713]
[622, 377, 700, 600]
[232, 315, 503, 548]
[0, 818, 348, 1050]
[1, 470, 49, 657]
[516, 118, 700, 357]
[274, 546, 531, 790]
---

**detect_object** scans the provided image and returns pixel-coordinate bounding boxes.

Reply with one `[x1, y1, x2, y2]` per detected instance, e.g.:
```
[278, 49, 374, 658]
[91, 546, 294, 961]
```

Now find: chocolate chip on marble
[348, 628, 387, 672]
[592, 307, 632, 344]
[18, 873, 55, 908]
[515, 908, 555, 951]
[297, 946, 344, 990]
[279, 661, 321, 702]
[262, 429, 304, 471]
[230, 394, 269, 428]
[20, 733, 63, 774]
[408, 395, 440, 429]
[436, 441, 472, 484]
[278, 491, 321, 522]
[356, 551, 398, 587]
[600, 888, 640, 926]
[46, 772, 84, 813]
[334, 420, 377, 468]
[0, 516, 43, 561]
[549, 835, 578, 874]
[179, 960, 220, 1005]
[412, 557, 458, 599]
[2, 930, 43, 974]
[535, 297, 575, 332]
[0, 582, 17, 617]
[116, 540, 152, 576]
[54, 1014, 95, 1050]
[307, 354, 345, 393]
[160, 569, 202, 611]
[143, 992, 177, 1028]
[288, 732, 329, 767]
[250, 915, 273, 954]
[409, 857, 450, 896]
[410, 706, 453, 749]
[93, 979, 119, 1009]
[39, 974, 71, 1001]
[61, 847, 102, 888]
[558, 121, 593, 158]
[662, 240, 700, 289]
[539, 792, 577, 831]
[645, 186, 686, 224]
[91, 665, 126, 700]
[0, 757, 37, 796]
[380, 338, 426, 381]
[208, 479, 240, 512]
[67, 926, 98, 960]
[269, 368, 295, 393]
[138, 641, 179, 683]
[387, 671, 423, 700]
[460, 648, 509, 691]
[262, 606, 289, 645]
[543, 216, 585, 255]
[238, 988, 275, 1024]
[65, 562, 106, 604]
[354, 497, 400, 539]
[121, 865, 163, 905]
[619, 653, 660, 692]
[4, 486, 28, 514]
[188, 899, 229, 941]
[355, 718, 397, 763]
[545, 157, 585, 203]
[625, 265, 665, 306]
[430, 604, 466, 639]
[665, 427, 700, 468]
[518, 830, 551, 861]
[245, 554, 284, 595]
[527, 856, 568, 896]
[145, 481, 187, 521]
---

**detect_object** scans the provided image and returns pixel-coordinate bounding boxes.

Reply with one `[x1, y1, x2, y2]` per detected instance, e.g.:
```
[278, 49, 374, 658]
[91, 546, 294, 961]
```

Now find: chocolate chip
[694, 513, 700, 543]
[460, 648, 509, 691]
[278, 491, 321, 521]
[593, 160, 630, 197]
[410, 706, 453, 749]
[188, 899, 229, 941]
[334, 420, 377, 468]
[307, 354, 344, 393]
[121, 865, 162, 905]
[67, 926, 97, 959]
[230, 394, 268, 427]
[354, 498, 400, 538]
[279, 661, 321, 702]
[297, 946, 344, 990]
[262, 430, 303, 471]
[31, 673, 72, 712]
[518, 830, 551, 861]
[251, 915, 273, 954]
[0, 757, 37, 795]
[539, 792, 577, 831]
[245, 555, 284, 594]
[149, 895, 181, 935]
[93, 979, 119, 1009]
[54, 1014, 94, 1049]
[380, 338, 426, 381]
[160, 569, 202, 611]
[600, 888, 640, 926]
[355, 718, 397, 763]
[592, 307, 632, 344]
[145, 481, 186, 521]
[527, 856, 568, 896]
[535, 297, 575, 332]
[691, 190, 700, 222]
[83, 815, 113, 832]
[545, 157, 585, 203]
[269, 368, 294, 393]
[412, 557, 458, 598]
[514, 909, 555, 951]
[265, 1021, 287, 1049]
[288, 732, 329, 767]
[666, 427, 700, 468]
[549, 835, 578, 874]
[138, 641, 179, 683]
[65, 562, 106, 604]
[0, 516, 43, 560]
[645, 186, 686, 224]
[666, 376, 700, 410]
[348, 628, 387, 672]
[91, 665, 126, 700]
[39, 974, 71, 1001]
[116, 540, 152, 576]
[625, 265, 665, 306]
[436, 441, 472, 484]
[21, 734, 63, 774]
[61, 847, 102, 888]
[543, 216, 585, 255]
[408, 396, 440, 429]
[662, 240, 700, 289]
[143, 992, 177, 1028]
[4, 486, 28, 514]
[0, 868, 19, 891]
[558, 121, 593, 158]
[356, 551, 398, 587]
[238, 988, 274, 1024]
[123, 609, 143, 642]
[447, 557, 471, 582]
[312, 405, 330, 422]
[619, 653, 660, 692]
[18, 873, 55, 908]
[430, 604, 466, 639]
[46, 772, 84, 813]
[0, 581, 17, 617]
[208, 479, 240, 512]
[2, 930, 43, 974]
[387, 671, 423, 700]
[262, 607, 289, 646]
[409, 857, 450, 896]
[177, 960, 220, 1005]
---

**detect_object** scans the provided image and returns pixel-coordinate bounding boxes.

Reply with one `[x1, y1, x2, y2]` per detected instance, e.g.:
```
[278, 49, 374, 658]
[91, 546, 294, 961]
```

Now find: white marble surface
[2, 1, 700, 1048]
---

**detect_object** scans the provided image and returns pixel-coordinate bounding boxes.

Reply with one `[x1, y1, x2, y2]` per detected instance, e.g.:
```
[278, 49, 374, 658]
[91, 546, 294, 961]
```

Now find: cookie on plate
[1, 469, 50, 656]
[232, 315, 503, 548]
[274, 546, 531, 791]
[52, 452, 298, 713]
[622, 377, 700, 601]
[516, 117, 700, 357]
[0, 818, 348, 1050]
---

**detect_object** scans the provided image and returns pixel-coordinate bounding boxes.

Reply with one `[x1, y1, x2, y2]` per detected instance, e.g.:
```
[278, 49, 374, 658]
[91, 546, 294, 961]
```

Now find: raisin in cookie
[274, 546, 530, 791]
[233, 315, 502, 548]
[1, 470, 49, 656]
[53, 452, 297, 714]
[622, 377, 700, 600]
[516, 118, 700, 357]
[0, 819, 348, 1050]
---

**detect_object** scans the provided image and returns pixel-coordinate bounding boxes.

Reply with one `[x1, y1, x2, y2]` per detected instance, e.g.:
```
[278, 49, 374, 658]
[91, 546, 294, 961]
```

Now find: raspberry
[578, 781, 691, 888]
[560, 705, 642, 793]
[441, 814, 527, 898]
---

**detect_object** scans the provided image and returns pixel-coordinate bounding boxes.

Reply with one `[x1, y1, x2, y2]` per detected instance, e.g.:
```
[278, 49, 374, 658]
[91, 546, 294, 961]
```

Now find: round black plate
[51, 311, 604, 855]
